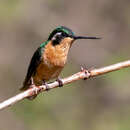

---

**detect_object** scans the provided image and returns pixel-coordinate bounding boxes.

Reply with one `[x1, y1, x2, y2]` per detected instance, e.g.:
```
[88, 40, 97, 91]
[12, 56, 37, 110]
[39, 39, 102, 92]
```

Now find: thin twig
[0, 60, 130, 110]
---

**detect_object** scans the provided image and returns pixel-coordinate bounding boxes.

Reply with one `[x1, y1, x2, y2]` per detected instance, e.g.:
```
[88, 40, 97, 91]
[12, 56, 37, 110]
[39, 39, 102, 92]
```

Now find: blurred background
[0, 0, 130, 130]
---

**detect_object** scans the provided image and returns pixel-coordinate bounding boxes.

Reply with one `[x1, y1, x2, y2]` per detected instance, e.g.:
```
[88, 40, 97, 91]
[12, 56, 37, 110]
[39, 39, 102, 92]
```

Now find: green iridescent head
[48, 26, 101, 46]
[48, 26, 74, 40]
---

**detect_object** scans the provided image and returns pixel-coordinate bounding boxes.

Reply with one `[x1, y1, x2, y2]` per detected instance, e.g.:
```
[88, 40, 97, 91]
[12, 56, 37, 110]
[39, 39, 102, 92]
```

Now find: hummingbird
[20, 26, 100, 99]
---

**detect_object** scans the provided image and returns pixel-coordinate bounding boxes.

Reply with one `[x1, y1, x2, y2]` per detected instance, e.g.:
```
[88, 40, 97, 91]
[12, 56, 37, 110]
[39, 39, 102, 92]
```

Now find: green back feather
[21, 41, 49, 90]
[40, 41, 49, 48]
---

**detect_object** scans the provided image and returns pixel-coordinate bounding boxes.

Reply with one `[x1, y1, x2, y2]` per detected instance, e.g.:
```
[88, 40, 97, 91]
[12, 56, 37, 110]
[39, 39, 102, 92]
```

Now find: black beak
[73, 36, 101, 40]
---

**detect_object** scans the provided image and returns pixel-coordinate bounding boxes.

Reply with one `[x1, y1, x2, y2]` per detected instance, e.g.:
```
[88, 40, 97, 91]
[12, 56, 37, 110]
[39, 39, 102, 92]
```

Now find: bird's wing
[20, 47, 43, 90]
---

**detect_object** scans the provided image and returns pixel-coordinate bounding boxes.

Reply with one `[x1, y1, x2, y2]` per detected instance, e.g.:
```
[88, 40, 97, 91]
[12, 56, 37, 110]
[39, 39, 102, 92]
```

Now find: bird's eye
[54, 32, 62, 40]
[52, 32, 63, 46]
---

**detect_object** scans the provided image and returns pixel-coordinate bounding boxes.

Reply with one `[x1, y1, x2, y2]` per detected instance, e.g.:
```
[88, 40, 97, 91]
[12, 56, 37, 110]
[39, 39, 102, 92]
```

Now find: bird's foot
[27, 78, 38, 100]
[30, 78, 38, 94]
[56, 77, 63, 87]
[42, 81, 50, 91]
[30, 77, 34, 85]
[30, 85, 39, 94]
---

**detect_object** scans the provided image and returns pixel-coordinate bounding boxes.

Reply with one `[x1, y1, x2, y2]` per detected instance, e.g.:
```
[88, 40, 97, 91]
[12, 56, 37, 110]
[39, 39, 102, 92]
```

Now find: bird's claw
[30, 78, 38, 94]
[27, 84, 38, 100]
[32, 85, 38, 95]
[43, 81, 50, 91]
[56, 77, 63, 87]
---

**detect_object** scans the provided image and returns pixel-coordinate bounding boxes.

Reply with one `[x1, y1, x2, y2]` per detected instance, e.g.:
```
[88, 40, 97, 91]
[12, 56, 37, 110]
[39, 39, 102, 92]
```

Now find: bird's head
[48, 26, 101, 47]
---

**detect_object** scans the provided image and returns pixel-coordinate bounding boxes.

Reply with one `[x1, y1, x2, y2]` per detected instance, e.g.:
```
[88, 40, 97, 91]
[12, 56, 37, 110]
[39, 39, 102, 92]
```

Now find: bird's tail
[20, 81, 29, 91]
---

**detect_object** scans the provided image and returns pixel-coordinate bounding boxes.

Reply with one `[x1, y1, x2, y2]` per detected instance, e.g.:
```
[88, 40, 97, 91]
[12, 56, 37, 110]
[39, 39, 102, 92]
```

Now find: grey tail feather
[20, 82, 28, 91]
[20, 79, 31, 91]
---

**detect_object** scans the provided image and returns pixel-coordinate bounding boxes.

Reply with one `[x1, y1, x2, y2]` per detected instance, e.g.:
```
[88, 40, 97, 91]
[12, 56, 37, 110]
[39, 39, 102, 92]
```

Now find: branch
[0, 60, 130, 110]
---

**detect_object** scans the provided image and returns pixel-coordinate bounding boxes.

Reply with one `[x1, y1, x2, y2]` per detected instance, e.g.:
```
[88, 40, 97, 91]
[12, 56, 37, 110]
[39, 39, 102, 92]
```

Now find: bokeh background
[0, 0, 130, 130]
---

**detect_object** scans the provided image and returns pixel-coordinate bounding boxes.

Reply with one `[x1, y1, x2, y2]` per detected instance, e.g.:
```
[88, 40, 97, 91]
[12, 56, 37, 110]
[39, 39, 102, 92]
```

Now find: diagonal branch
[0, 60, 130, 110]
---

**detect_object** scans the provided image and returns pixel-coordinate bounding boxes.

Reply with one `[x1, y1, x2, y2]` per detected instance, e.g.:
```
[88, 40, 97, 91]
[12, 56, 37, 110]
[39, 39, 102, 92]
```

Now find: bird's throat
[43, 38, 73, 67]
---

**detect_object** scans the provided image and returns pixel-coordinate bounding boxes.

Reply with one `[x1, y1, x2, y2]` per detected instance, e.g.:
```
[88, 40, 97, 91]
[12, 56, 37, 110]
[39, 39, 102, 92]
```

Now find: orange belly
[33, 62, 63, 85]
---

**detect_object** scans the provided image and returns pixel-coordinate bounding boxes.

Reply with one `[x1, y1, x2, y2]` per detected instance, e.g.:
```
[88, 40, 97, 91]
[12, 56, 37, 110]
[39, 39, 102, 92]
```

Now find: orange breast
[33, 38, 73, 85]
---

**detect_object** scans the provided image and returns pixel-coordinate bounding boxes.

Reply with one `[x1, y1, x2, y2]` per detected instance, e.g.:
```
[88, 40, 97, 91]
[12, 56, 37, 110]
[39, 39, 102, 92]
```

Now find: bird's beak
[73, 36, 101, 40]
